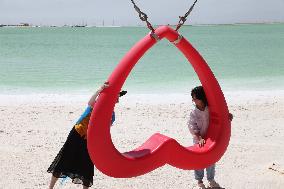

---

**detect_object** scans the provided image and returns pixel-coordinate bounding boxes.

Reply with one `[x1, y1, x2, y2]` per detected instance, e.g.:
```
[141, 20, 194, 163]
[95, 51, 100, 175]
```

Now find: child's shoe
[208, 179, 220, 188]
[197, 182, 206, 189]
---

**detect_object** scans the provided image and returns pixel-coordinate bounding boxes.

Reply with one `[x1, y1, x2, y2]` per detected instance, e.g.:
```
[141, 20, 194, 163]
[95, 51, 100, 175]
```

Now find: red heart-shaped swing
[87, 26, 231, 178]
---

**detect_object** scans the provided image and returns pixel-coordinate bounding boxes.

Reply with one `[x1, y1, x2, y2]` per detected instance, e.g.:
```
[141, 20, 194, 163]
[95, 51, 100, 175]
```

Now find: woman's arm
[88, 82, 109, 107]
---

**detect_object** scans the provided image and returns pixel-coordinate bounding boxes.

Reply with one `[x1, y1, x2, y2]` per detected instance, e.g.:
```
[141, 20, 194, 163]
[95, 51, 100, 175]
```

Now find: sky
[0, 0, 284, 26]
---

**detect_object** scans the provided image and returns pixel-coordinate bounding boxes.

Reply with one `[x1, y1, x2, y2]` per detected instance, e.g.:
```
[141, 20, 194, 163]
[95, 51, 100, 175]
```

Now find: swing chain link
[130, 0, 198, 32]
[176, 0, 198, 31]
[130, 0, 156, 34]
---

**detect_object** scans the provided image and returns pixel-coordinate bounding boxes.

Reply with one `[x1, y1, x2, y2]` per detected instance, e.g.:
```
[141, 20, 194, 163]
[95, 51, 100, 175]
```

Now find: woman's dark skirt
[47, 127, 94, 187]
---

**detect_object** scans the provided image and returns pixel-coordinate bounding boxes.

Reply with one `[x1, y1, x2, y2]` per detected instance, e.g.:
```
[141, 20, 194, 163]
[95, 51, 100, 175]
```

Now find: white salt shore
[0, 90, 284, 188]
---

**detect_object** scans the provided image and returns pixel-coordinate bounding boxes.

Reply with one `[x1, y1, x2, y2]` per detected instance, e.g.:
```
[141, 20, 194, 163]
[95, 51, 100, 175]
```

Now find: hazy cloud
[0, 0, 283, 26]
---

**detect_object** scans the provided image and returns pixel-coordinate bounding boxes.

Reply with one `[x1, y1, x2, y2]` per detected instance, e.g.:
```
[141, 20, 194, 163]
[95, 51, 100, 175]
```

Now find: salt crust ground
[0, 91, 283, 189]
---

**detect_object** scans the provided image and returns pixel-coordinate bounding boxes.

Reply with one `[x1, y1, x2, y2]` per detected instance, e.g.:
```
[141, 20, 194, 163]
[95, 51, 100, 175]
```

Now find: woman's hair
[119, 90, 127, 97]
[191, 86, 208, 106]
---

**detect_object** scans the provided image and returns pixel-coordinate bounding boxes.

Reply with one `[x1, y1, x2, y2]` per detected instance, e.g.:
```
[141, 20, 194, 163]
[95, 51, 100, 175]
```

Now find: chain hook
[130, 0, 198, 34]
[131, 0, 156, 34]
[176, 0, 198, 31]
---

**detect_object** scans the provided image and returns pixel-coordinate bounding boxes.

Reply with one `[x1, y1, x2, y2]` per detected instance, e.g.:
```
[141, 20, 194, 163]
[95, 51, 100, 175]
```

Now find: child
[187, 86, 232, 189]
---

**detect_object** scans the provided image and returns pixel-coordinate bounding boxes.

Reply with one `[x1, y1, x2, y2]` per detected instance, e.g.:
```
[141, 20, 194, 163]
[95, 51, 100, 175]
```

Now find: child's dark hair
[191, 86, 208, 106]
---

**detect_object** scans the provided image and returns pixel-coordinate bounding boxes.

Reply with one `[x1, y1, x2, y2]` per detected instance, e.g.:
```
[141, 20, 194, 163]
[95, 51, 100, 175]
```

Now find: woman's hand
[88, 81, 110, 107]
[99, 81, 109, 91]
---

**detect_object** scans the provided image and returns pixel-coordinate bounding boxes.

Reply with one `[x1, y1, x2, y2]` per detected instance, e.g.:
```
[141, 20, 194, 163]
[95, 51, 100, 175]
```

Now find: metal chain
[130, 0, 155, 34]
[130, 0, 198, 32]
[176, 0, 198, 31]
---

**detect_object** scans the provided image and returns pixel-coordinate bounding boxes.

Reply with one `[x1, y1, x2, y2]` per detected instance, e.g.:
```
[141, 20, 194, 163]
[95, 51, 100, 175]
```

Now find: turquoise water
[0, 24, 284, 94]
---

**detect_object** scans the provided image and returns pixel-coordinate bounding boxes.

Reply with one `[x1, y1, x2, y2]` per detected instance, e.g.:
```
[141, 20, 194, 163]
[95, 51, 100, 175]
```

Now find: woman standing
[47, 82, 127, 189]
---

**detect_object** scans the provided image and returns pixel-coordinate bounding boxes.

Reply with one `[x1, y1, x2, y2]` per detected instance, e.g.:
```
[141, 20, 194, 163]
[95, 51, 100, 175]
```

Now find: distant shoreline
[1, 22, 283, 28]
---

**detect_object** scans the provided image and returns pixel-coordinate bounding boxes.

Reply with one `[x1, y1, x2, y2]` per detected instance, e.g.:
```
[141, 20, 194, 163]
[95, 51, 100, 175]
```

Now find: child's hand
[198, 138, 206, 147]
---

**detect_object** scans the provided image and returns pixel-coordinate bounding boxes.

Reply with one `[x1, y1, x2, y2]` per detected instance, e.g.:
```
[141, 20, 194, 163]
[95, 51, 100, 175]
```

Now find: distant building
[18, 23, 30, 27]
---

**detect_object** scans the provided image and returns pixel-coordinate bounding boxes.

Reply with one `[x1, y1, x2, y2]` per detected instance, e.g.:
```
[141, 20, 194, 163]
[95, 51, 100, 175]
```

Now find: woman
[47, 82, 127, 189]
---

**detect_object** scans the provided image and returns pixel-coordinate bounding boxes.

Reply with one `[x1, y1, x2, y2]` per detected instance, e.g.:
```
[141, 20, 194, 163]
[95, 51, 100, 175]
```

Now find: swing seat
[123, 133, 171, 159]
